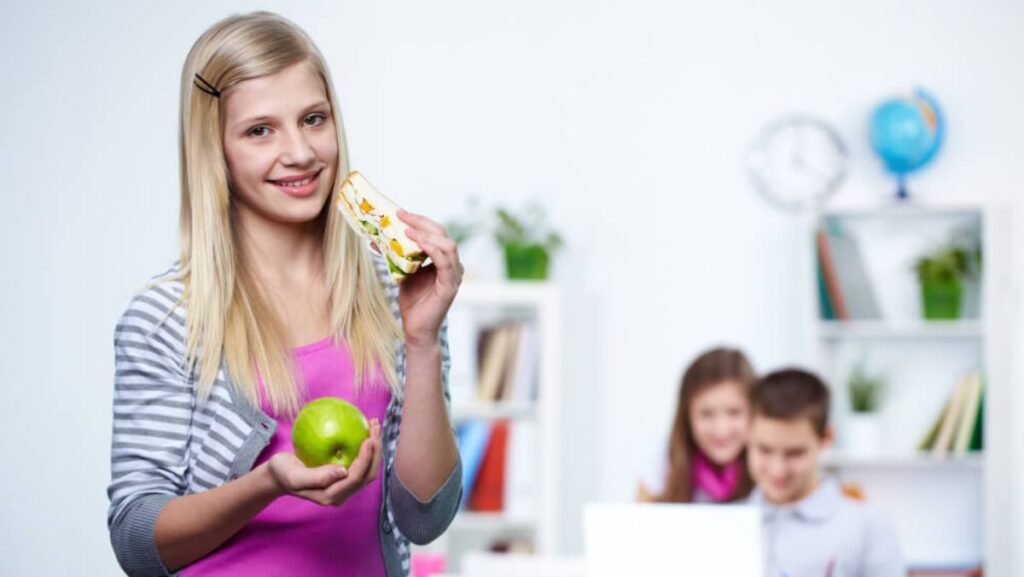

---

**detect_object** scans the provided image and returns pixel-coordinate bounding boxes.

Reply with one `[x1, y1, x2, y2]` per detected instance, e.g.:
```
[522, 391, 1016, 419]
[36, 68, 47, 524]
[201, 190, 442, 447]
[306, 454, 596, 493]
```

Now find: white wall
[1, 1, 1021, 575]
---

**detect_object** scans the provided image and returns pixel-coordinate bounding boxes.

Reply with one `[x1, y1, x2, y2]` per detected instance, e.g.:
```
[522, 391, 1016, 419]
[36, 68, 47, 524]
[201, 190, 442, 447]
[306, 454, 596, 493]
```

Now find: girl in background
[637, 347, 756, 503]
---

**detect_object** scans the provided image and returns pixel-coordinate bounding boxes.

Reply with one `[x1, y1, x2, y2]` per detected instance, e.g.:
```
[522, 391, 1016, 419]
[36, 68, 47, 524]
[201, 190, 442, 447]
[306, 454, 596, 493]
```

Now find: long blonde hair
[163, 11, 401, 416]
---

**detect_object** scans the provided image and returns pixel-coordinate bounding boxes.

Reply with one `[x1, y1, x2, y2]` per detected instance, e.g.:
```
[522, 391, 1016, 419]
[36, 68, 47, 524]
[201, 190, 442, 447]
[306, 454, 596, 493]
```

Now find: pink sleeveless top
[182, 337, 392, 577]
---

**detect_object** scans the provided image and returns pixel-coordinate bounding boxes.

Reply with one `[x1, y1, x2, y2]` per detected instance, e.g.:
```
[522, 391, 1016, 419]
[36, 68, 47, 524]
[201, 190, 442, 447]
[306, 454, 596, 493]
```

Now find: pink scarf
[692, 451, 741, 502]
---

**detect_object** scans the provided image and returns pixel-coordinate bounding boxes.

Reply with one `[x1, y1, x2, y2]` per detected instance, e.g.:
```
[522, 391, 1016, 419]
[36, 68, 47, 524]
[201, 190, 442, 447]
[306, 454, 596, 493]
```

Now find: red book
[469, 420, 510, 512]
[816, 228, 849, 320]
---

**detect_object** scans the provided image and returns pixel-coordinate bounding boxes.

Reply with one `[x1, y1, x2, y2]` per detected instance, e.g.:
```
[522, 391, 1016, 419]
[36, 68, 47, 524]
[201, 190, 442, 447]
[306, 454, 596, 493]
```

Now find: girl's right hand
[266, 418, 383, 506]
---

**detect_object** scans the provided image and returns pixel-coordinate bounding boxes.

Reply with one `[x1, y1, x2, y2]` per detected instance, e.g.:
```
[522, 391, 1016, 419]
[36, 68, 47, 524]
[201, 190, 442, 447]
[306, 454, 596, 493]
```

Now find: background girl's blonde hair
[164, 11, 401, 416]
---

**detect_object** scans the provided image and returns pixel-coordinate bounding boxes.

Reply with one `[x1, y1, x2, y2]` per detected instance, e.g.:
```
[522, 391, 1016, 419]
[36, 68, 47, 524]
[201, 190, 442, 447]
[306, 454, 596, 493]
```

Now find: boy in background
[747, 369, 905, 577]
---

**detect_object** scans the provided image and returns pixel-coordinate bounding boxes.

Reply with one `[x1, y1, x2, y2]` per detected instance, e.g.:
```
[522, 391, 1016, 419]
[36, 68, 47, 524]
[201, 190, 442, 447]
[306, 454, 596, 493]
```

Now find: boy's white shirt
[748, 475, 905, 577]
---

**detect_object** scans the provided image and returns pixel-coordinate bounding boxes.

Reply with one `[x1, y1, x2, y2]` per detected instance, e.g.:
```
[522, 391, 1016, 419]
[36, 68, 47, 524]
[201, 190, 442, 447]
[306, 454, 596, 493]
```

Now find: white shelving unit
[418, 280, 561, 573]
[449, 512, 540, 533]
[452, 401, 538, 422]
[808, 203, 1014, 574]
[821, 451, 985, 471]
[818, 319, 983, 340]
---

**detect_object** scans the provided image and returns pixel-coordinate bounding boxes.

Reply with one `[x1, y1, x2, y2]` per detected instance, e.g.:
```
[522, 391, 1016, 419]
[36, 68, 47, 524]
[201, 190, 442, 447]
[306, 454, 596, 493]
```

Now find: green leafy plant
[913, 230, 982, 284]
[493, 204, 563, 280]
[913, 246, 969, 284]
[446, 200, 564, 280]
[848, 362, 885, 414]
[493, 204, 563, 253]
[912, 232, 982, 320]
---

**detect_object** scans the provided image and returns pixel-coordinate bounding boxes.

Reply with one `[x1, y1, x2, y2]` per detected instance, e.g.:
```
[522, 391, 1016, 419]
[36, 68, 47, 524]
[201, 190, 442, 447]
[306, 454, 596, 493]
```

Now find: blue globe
[869, 88, 944, 197]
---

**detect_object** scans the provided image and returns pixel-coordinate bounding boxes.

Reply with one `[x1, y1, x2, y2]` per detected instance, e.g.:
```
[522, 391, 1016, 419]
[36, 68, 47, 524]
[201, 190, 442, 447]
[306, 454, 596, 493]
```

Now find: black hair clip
[193, 73, 221, 98]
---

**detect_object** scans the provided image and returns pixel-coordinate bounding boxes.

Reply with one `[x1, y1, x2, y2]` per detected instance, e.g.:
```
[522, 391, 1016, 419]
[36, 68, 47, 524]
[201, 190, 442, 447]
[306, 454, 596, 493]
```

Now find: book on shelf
[482, 538, 535, 554]
[816, 254, 837, 321]
[455, 418, 537, 515]
[503, 322, 538, 403]
[497, 324, 524, 402]
[918, 371, 985, 456]
[456, 420, 493, 509]
[953, 373, 984, 453]
[816, 228, 849, 320]
[931, 375, 968, 458]
[476, 325, 512, 402]
[503, 421, 538, 516]
[469, 419, 510, 512]
[474, 321, 538, 404]
[969, 388, 984, 452]
[816, 225, 882, 320]
[826, 228, 881, 319]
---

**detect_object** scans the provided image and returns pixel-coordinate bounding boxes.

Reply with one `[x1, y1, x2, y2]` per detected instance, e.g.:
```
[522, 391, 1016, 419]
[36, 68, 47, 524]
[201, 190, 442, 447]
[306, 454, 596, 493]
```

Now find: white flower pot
[844, 413, 883, 457]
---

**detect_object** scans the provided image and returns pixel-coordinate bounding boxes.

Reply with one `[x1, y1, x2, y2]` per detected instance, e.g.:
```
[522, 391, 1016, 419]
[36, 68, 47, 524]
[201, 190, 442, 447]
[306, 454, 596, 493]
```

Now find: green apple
[291, 397, 370, 468]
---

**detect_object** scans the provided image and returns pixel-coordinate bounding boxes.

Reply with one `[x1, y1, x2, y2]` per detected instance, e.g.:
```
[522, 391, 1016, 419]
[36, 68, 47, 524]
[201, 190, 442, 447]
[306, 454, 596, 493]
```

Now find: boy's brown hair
[750, 368, 831, 437]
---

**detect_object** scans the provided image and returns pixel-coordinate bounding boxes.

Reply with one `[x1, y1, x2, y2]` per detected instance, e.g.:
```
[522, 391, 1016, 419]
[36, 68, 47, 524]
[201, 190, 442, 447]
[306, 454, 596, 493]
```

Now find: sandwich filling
[337, 171, 427, 282]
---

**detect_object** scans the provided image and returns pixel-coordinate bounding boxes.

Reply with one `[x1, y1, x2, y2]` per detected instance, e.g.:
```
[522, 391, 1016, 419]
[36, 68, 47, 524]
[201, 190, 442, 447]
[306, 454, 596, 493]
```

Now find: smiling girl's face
[221, 60, 338, 228]
[688, 380, 751, 466]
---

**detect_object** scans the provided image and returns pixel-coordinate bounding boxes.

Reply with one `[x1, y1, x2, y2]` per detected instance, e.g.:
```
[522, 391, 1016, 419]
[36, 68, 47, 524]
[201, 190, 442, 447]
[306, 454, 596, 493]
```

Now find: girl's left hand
[397, 209, 464, 349]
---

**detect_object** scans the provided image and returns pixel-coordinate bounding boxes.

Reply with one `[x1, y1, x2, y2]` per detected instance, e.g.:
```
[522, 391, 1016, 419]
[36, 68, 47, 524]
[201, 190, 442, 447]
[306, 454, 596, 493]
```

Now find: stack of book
[456, 418, 538, 514]
[474, 321, 538, 403]
[918, 371, 984, 457]
[455, 320, 540, 514]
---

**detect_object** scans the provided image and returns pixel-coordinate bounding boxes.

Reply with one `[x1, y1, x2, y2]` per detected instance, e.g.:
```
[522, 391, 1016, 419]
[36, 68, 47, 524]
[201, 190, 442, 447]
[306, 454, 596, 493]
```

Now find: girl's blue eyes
[246, 113, 328, 138]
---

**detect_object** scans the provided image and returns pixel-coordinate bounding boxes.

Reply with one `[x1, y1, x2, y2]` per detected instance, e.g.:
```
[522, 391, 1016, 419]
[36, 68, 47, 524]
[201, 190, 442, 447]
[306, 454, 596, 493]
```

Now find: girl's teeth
[278, 176, 314, 187]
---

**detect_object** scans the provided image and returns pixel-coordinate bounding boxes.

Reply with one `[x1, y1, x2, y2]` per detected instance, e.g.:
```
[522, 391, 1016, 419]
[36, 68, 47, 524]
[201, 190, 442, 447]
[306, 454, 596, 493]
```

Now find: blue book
[817, 247, 837, 320]
[456, 419, 493, 509]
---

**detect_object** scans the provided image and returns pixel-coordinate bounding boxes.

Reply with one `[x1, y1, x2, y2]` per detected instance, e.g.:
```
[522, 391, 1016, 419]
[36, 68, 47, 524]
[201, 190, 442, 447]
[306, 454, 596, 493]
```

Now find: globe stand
[896, 177, 909, 201]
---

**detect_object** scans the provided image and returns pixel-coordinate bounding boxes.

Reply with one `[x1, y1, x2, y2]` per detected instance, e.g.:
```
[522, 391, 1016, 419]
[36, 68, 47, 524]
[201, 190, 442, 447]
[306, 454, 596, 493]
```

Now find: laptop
[583, 503, 763, 577]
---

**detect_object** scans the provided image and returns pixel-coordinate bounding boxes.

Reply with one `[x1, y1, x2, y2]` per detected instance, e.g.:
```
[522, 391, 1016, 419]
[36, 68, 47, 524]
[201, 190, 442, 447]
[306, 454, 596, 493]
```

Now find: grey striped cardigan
[107, 262, 462, 577]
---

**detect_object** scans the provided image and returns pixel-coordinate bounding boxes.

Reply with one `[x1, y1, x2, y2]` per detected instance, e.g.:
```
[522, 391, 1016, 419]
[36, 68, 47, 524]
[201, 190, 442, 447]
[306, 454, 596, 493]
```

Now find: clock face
[746, 116, 848, 212]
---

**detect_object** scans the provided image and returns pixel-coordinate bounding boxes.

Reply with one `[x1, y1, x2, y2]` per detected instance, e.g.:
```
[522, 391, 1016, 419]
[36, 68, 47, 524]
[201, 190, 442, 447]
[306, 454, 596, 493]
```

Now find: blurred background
[1, 1, 1022, 576]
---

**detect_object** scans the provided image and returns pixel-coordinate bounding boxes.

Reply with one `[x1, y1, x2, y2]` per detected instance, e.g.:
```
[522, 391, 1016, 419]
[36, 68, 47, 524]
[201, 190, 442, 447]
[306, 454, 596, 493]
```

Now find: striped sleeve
[107, 282, 191, 577]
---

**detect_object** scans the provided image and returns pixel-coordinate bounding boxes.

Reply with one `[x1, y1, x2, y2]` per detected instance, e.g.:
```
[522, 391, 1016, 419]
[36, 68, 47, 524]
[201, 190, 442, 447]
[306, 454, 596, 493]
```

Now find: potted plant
[913, 234, 981, 320]
[446, 200, 564, 280]
[493, 204, 563, 280]
[844, 361, 885, 457]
